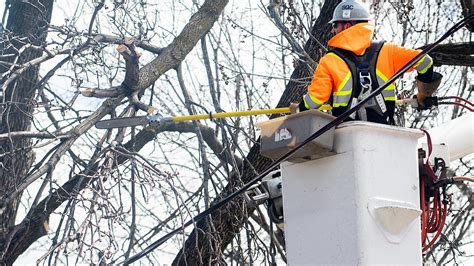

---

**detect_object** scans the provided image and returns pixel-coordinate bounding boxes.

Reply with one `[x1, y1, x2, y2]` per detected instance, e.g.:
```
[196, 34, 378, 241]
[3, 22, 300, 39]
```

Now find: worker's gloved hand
[289, 102, 310, 114]
[416, 72, 443, 107]
[289, 102, 299, 114]
[414, 95, 439, 110]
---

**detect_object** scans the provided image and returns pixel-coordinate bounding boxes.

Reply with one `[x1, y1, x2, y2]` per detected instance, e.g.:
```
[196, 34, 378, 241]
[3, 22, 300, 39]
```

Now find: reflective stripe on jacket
[303, 23, 433, 110]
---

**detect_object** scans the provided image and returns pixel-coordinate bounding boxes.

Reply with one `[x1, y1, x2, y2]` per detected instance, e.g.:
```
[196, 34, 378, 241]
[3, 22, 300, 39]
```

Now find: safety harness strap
[332, 41, 383, 97]
[330, 41, 390, 123]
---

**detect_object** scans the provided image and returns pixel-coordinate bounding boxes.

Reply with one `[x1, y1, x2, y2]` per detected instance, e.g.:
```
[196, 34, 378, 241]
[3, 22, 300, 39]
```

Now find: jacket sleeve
[389, 42, 433, 74]
[303, 56, 334, 110]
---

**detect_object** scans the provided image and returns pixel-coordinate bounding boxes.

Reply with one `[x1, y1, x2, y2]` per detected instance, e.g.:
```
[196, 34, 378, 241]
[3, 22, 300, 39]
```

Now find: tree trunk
[0, 0, 54, 264]
[172, 1, 341, 265]
[460, 0, 474, 32]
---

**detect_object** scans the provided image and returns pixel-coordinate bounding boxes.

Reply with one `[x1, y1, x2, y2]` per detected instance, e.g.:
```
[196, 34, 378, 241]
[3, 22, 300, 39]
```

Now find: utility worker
[295, 0, 442, 125]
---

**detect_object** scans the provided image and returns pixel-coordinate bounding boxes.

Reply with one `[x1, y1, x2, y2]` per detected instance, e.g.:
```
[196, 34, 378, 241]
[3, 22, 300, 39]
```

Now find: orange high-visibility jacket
[303, 23, 432, 111]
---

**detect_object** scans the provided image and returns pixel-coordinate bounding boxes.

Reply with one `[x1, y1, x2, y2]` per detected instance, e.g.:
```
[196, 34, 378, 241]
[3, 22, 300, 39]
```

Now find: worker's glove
[289, 102, 299, 114]
[414, 95, 439, 111]
[416, 72, 443, 107]
[289, 102, 310, 114]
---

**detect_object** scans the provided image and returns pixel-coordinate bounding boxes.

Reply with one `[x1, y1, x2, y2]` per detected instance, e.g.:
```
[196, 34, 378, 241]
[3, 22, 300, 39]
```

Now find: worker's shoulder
[321, 50, 346, 63]
[379, 41, 418, 52]
[380, 41, 401, 49]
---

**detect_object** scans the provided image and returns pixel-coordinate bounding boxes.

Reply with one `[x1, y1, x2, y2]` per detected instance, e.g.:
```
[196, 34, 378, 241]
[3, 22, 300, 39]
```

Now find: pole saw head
[94, 114, 172, 129]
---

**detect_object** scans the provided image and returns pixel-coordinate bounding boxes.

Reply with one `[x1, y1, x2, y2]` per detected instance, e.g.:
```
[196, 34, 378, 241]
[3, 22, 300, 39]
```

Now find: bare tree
[0, 0, 471, 265]
[1, 0, 230, 264]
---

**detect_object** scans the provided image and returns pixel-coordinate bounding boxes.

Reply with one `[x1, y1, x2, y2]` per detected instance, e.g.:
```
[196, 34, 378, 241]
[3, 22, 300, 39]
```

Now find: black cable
[124, 13, 474, 265]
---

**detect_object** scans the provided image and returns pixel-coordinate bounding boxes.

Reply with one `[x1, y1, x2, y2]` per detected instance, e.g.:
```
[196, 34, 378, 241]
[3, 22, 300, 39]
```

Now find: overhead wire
[124, 13, 474, 265]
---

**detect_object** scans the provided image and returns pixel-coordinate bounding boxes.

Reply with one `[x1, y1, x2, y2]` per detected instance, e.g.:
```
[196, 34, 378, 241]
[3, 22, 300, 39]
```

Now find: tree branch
[173, 1, 340, 264]
[0, 131, 71, 140]
[136, 0, 229, 91]
[424, 42, 474, 66]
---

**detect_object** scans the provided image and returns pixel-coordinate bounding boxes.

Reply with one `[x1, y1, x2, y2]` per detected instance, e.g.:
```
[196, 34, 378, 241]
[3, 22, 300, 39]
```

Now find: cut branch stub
[118, 37, 141, 91]
[81, 87, 124, 98]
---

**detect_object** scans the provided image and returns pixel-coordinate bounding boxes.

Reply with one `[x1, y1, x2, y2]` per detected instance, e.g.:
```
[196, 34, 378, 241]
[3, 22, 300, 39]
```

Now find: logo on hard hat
[342, 5, 354, 10]
[341, 4, 353, 18]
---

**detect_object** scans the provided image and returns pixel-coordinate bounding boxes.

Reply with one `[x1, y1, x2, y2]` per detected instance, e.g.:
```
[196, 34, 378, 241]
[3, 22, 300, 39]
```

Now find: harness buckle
[359, 71, 372, 90]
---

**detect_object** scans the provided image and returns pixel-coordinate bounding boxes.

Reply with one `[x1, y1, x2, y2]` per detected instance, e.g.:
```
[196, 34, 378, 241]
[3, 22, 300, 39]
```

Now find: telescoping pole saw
[95, 105, 331, 129]
[95, 98, 472, 129]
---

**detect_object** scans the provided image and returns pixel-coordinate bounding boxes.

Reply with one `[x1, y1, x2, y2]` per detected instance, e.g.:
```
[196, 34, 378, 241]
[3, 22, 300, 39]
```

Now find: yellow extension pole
[170, 105, 332, 123]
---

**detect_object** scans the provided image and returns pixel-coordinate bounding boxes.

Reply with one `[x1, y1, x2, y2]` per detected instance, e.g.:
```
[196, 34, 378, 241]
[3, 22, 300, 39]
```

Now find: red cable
[421, 177, 427, 245]
[439, 96, 474, 107]
[432, 196, 442, 232]
[420, 129, 448, 251]
[420, 129, 433, 159]
[420, 129, 433, 246]
[438, 102, 474, 112]
[422, 202, 448, 252]
[427, 194, 439, 232]
[427, 198, 434, 231]
[421, 129, 437, 234]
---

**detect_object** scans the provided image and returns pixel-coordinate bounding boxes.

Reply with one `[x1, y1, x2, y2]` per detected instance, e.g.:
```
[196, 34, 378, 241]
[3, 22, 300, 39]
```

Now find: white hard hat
[329, 0, 373, 23]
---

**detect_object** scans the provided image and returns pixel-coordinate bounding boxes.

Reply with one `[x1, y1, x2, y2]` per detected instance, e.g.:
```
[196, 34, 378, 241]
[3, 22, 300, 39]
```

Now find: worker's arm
[390, 43, 442, 107]
[412, 53, 443, 108]
[298, 56, 334, 112]
[389, 43, 432, 74]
